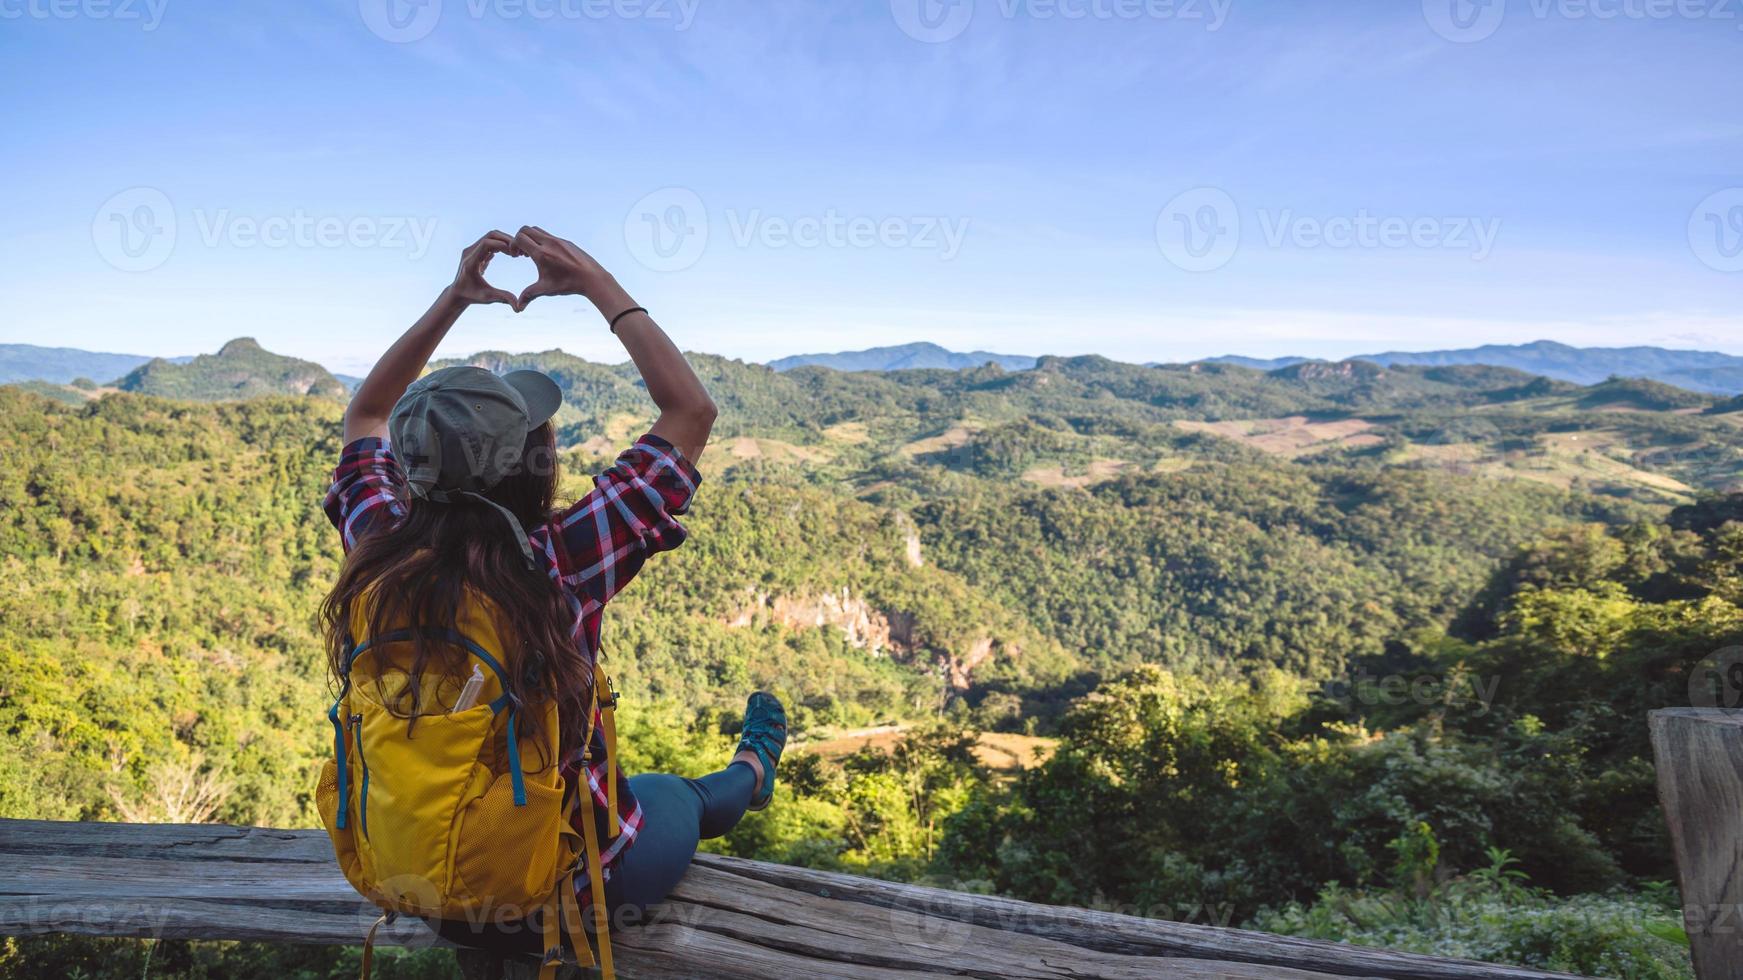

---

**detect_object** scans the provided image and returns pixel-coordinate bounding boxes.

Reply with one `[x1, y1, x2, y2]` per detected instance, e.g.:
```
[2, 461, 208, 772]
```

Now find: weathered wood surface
[1651, 708, 1743, 980]
[0, 819, 1592, 980]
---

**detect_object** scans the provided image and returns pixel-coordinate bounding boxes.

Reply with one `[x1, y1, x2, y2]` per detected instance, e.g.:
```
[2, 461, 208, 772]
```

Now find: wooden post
[1650, 708, 1743, 980]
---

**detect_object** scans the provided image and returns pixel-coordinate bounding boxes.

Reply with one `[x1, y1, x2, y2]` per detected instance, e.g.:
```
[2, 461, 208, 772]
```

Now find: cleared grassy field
[798, 724, 1057, 773]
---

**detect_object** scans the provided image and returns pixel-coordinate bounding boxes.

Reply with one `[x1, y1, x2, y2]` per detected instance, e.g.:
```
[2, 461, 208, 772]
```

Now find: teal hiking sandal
[736, 692, 787, 811]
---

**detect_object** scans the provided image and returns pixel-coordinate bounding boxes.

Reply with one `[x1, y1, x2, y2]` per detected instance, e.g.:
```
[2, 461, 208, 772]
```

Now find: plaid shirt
[323, 432, 701, 874]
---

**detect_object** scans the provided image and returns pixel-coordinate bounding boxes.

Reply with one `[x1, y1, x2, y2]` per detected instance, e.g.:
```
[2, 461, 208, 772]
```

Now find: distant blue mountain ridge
[0, 344, 190, 385]
[5, 338, 1742, 394]
[768, 341, 1038, 373]
[1198, 340, 1743, 395]
[771, 339, 1743, 394]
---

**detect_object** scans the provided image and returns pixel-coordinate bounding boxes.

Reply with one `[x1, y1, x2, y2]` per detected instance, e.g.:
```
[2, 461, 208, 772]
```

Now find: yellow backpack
[316, 596, 619, 980]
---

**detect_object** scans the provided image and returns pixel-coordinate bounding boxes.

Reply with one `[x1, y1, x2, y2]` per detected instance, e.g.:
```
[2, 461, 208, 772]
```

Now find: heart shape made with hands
[459, 227, 592, 313]
[480, 252, 539, 308]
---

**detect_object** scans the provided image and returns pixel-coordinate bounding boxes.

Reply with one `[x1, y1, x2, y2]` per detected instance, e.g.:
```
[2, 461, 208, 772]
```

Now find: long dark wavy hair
[320, 423, 587, 769]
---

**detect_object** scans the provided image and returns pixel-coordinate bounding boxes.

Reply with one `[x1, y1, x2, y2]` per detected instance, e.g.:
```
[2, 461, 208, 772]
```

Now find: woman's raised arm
[343, 230, 523, 444]
[513, 226, 716, 464]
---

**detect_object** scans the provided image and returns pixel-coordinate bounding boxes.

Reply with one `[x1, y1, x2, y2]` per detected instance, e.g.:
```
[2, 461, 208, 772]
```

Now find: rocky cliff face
[1274, 359, 1386, 383]
[947, 636, 1004, 689]
[725, 586, 1010, 688]
[728, 588, 917, 657]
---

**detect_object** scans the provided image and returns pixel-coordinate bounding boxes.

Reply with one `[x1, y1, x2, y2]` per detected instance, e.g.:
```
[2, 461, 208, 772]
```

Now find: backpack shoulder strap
[594, 663, 621, 837]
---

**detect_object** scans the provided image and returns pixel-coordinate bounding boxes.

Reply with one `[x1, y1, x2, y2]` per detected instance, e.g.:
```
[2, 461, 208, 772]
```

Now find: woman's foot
[734, 692, 786, 811]
[731, 749, 764, 793]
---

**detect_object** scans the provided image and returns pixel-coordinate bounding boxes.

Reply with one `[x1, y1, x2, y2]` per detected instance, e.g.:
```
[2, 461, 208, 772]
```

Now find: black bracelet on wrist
[609, 307, 648, 333]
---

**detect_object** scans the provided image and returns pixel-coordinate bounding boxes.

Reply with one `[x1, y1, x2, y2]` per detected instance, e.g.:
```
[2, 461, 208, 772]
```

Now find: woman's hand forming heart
[513, 225, 614, 310]
[447, 230, 523, 311]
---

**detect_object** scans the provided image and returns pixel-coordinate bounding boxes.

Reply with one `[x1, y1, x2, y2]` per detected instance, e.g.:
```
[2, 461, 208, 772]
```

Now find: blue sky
[2, 0, 1739, 373]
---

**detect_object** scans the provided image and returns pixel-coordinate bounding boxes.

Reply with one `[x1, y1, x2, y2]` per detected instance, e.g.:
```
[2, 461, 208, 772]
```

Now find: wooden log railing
[0, 818, 1593, 980]
[1651, 708, 1743, 980]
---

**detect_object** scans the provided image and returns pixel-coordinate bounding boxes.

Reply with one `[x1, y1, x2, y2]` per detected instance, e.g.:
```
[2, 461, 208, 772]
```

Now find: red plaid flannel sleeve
[534, 433, 701, 608]
[323, 437, 407, 553]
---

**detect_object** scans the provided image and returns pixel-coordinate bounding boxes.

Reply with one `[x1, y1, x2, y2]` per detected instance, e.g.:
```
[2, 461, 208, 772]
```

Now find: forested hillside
[115, 338, 347, 401]
[3, 345, 1738, 978]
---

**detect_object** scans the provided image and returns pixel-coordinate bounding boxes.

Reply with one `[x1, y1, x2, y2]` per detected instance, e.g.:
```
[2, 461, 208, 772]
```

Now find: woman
[320, 226, 785, 962]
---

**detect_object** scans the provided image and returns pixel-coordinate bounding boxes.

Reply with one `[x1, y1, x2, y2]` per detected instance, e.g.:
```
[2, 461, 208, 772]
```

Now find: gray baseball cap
[388, 365, 563, 566]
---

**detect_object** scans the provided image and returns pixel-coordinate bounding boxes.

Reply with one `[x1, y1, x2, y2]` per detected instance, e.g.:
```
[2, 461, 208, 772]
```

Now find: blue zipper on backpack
[350, 713, 370, 839]
[329, 697, 350, 830]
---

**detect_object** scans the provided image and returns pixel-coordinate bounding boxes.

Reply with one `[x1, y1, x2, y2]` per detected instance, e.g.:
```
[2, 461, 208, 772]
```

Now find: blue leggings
[604, 764, 758, 915]
[435, 762, 757, 956]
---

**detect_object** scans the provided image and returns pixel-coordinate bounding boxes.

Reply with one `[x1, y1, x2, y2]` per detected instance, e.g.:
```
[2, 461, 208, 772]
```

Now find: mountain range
[0, 344, 177, 385]
[0, 339, 346, 402]
[768, 341, 1038, 373]
[4, 337, 1742, 396]
[1200, 340, 1743, 394]
[767, 340, 1743, 395]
